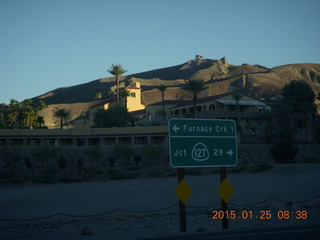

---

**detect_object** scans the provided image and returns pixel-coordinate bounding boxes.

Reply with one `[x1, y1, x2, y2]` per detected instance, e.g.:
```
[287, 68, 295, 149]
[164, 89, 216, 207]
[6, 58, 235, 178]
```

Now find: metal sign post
[178, 168, 186, 232]
[169, 118, 238, 231]
[220, 167, 228, 230]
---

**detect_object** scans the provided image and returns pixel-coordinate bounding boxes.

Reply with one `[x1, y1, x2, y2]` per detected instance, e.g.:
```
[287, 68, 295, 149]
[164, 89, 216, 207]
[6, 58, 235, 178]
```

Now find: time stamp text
[212, 210, 308, 220]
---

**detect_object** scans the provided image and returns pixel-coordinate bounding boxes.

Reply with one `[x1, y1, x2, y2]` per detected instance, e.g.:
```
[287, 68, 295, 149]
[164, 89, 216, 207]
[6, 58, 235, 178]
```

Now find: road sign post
[178, 168, 186, 232]
[220, 167, 228, 230]
[169, 118, 238, 231]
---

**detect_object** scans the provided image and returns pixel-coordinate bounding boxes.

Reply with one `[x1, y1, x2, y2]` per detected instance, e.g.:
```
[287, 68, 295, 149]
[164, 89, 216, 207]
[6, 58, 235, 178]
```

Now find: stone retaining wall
[0, 144, 319, 170]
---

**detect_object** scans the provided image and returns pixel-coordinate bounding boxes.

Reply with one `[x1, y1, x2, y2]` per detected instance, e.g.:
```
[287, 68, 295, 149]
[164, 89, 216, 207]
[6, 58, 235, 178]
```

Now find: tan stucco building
[74, 82, 146, 127]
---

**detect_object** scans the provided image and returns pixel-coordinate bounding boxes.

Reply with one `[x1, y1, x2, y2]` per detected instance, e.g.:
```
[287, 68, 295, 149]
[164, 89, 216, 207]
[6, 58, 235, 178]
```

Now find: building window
[89, 138, 100, 146]
[76, 138, 86, 146]
[119, 137, 131, 145]
[209, 105, 215, 111]
[104, 138, 116, 145]
[45, 139, 57, 147]
[229, 105, 236, 111]
[27, 139, 41, 147]
[9, 139, 23, 147]
[131, 92, 136, 98]
[60, 138, 73, 146]
[151, 136, 165, 145]
[135, 137, 148, 145]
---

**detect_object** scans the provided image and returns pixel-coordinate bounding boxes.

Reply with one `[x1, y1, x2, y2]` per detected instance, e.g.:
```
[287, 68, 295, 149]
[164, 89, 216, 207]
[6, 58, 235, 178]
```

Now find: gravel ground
[0, 164, 319, 240]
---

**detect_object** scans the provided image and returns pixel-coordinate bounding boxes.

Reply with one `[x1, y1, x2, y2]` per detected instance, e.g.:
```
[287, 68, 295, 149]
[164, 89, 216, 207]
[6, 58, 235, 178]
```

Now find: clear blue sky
[1, 0, 319, 104]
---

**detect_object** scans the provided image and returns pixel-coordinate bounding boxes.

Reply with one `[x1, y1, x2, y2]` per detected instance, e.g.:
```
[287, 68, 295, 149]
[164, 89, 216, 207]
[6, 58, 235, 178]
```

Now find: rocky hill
[35, 57, 320, 127]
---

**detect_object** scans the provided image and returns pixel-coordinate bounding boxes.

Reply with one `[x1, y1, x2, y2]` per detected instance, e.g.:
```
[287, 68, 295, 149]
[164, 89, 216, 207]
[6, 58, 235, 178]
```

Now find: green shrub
[10, 177, 26, 183]
[248, 164, 272, 173]
[57, 156, 68, 169]
[210, 168, 220, 174]
[25, 157, 32, 169]
[114, 145, 135, 164]
[77, 157, 85, 168]
[108, 169, 127, 180]
[32, 148, 57, 168]
[24, 172, 34, 181]
[0, 170, 14, 179]
[125, 171, 139, 179]
[143, 145, 164, 165]
[33, 169, 59, 184]
[185, 168, 202, 175]
[108, 157, 116, 167]
[165, 169, 177, 177]
[106, 168, 115, 174]
[302, 156, 320, 163]
[147, 169, 164, 178]
[126, 165, 140, 171]
[270, 126, 298, 163]
[107, 168, 139, 179]
[134, 155, 142, 165]
[82, 169, 96, 180]
[59, 169, 83, 182]
[270, 140, 298, 163]
[85, 146, 103, 167]
[227, 165, 247, 173]
[0, 149, 21, 169]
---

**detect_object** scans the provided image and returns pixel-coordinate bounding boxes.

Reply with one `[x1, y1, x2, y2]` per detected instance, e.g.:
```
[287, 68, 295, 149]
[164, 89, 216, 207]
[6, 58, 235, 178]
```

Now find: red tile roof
[170, 92, 232, 109]
[126, 85, 140, 90]
[90, 97, 116, 108]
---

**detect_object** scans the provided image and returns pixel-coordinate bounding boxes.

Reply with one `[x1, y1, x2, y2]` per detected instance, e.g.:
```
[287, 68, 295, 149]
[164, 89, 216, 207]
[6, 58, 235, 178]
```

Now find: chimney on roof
[135, 82, 140, 88]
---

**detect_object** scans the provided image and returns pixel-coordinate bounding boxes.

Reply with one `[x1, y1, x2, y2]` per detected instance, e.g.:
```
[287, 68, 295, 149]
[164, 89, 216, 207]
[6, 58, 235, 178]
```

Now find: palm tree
[36, 116, 45, 127]
[107, 64, 127, 105]
[156, 85, 167, 120]
[53, 107, 71, 129]
[231, 92, 243, 127]
[182, 79, 208, 118]
[37, 100, 47, 113]
[21, 99, 34, 127]
[120, 89, 131, 109]
[35, 100, 47, 127]
[7, 99, 19, 127]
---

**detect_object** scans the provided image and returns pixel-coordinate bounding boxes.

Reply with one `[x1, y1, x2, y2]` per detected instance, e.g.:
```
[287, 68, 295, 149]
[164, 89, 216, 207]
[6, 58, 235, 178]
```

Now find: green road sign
[169, 118, 238, 168]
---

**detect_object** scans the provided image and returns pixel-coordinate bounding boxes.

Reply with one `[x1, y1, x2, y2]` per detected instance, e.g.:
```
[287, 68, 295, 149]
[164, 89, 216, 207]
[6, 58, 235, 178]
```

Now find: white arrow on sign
[172, 124, 180, 133]
[226, 149, 233, 157]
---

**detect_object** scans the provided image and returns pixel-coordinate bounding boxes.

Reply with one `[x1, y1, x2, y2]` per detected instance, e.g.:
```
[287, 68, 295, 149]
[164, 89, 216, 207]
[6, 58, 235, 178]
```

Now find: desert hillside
[34, 57, 320, 127]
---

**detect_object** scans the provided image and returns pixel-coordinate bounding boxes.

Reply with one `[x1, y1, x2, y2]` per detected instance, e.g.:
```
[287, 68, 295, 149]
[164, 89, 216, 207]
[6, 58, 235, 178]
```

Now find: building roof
[217, 100, 266, 106]
[126, 85, 140, 90]
[148, 100, 188, 107]
[90, 97, 116, 108]
[169, 92, 268, 110]
[129, 109, 146, 116]
[169, 92, 232, 110]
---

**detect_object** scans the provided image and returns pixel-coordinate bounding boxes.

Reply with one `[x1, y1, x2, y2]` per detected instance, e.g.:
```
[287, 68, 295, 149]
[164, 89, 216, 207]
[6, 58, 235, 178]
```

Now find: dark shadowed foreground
[0, 164, 319, 240]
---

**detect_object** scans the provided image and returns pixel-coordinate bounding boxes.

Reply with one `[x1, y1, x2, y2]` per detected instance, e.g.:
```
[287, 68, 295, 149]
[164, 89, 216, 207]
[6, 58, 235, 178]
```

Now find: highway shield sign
[169, 118, 238, 168]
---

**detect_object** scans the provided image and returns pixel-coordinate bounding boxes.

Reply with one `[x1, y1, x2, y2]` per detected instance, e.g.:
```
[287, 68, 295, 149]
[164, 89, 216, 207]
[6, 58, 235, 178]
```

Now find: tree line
[0, 99, 73, 129]
[0, 99, 47, 128]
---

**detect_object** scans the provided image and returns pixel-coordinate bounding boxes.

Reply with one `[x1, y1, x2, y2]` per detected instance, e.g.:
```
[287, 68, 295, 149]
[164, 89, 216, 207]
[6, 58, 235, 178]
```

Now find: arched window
[209, 104, 215, 111]
[203, 105, 207, 111]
